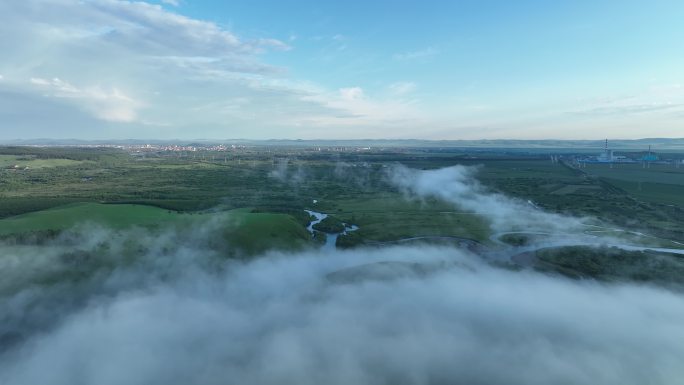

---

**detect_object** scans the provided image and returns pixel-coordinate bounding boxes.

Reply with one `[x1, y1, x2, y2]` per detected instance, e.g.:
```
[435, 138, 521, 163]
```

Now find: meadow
[581, 163, 684, 207]
[1, 146, 683, 253]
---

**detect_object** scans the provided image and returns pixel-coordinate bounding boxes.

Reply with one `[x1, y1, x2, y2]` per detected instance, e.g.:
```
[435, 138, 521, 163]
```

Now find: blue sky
[1, 0, 683, 140]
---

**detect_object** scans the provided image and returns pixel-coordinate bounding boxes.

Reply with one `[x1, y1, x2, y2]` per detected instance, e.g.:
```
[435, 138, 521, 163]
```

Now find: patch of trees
[0, 146, 124, 161]
[535, 245, 684, 289]
[313, 216, 345, 233]
[336, 232, 363, 249]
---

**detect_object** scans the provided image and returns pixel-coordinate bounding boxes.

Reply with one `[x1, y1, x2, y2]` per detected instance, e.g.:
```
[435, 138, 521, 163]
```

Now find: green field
[0, 203, 181, 234]
[583, 163, 684, 185]
[330, 195, 490, 242]
[0, 203, 312, 255]
[0, 155, 88, 169]
[581, 163, 684, 207]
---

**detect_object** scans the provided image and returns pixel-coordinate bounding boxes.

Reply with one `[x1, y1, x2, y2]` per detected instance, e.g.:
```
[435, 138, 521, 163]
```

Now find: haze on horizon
[1, 0, 683, 140]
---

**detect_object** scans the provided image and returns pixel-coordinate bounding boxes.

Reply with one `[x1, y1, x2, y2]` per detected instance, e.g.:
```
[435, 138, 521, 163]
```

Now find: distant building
[641, 145, 659, 162]
[597, 149, 614, 162]
[578, 139, 633, 164]
[595, 139, 617, 163]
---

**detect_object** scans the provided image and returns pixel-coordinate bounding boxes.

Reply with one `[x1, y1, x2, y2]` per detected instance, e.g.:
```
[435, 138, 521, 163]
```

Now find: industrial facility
[573, 139, 684, 168]
[583, 139, 629, 163]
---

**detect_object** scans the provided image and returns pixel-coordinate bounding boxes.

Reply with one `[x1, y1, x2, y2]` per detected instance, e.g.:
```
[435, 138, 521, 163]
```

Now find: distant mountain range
[2, 138, 684, 149]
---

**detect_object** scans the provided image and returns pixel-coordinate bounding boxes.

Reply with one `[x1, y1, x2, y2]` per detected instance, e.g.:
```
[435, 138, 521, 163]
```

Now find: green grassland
[0, 203, 180, 234]
[1, 146, 683, 249]
[467, 160, 684, 241]
[0, 203, 312, 255]
[224, 209, 312, 254]
[581, 163, 684, 207]
[0, 155, 88, 169]
[330, 195, 490, 243]
[583, 163, 684, 185]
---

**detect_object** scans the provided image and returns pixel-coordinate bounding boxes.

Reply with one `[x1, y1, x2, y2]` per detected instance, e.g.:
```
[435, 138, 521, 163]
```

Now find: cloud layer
[1, 165, 684, 384]
[2, 240, 684, 385]
[0, 0, 425, 139]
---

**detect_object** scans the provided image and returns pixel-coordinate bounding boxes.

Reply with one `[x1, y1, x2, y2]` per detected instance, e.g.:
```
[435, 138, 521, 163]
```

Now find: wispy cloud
[569, 84, 684, 118]
[30, 77, 141, 122]
[0, 1, 428, 139]
[570, 103, 684, 117]
[0, 0, 299, 136]
[388, 81, 417, 96]
[338, 87, 365, 101]
[293, 85, 424, 137]
[393, 47, 438, 61]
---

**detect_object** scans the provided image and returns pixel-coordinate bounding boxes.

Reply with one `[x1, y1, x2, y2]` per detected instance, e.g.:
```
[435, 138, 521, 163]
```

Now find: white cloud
[282, 84, 426, 138]
[2, 223, 684, 385]
[0, 1, 681, 140]
[0, 0, 302, 137]
[1, 0, 429, 139]
[570, 84, 684, 118]
[30, 77, 140, 122]
[388, 81, 416, 96]
[339, 87, 365, 101]
[393, 47, 438, 61]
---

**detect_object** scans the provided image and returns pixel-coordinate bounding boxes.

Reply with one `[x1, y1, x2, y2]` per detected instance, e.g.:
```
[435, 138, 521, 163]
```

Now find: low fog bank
[389, 164, 587, 234]
[269, 158, 306, 186]
[2, 239, 684, 385]
[0, 219, 237, 351]
[2, 164, 683, 385]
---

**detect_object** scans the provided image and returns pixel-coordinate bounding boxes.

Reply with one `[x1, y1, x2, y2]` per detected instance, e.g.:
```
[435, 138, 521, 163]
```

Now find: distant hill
[2, 138, 684, 150]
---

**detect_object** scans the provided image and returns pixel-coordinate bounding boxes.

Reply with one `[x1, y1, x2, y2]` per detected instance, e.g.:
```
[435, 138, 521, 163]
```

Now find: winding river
[305, 209, 684, 262]
[305, 210, 359, 250]
[488, 228, 684, 266]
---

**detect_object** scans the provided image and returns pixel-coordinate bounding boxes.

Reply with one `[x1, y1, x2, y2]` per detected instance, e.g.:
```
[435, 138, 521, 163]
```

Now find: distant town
[3, 139, 684, 169]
